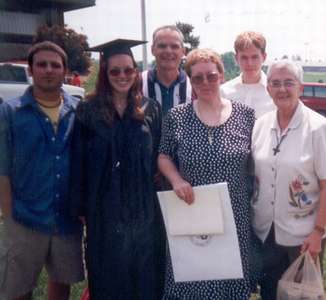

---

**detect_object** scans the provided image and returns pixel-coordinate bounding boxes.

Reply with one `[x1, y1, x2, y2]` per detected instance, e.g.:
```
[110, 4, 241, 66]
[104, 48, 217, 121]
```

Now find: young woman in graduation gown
[70, 40, 165, 299]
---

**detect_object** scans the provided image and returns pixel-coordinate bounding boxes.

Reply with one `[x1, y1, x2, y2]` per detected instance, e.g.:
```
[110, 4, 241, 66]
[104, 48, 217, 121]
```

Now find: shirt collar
[235, 71, 267, 86]
[20, 86, 77, 111]
[152, 67, 186, 88]
[271, 101, 303, 131]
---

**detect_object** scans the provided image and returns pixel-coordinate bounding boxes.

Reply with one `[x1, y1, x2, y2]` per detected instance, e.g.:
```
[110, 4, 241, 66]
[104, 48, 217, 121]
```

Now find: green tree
[33, 25, 91, 74]
[176, 22, 200, 54]
[221, 51, 239, 81]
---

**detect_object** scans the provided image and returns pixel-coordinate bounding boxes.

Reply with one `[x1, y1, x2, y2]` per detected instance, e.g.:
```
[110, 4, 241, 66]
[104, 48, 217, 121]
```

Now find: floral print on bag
[289, 175, 314, 218]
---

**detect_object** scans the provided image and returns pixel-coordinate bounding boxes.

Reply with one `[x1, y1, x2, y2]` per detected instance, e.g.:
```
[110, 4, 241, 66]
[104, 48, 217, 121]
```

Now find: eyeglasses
[191, 72, 219, 85]
[108, 67, 136, 77]
[268, 80, 298, 89]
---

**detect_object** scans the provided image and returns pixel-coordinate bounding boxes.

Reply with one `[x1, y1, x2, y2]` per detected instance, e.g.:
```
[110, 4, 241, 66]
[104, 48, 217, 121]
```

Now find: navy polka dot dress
[159, 102, 255, 300]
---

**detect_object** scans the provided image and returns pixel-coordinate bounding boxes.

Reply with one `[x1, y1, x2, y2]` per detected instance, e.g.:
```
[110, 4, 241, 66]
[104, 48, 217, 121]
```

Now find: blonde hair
[184, 48, 224, 77]
[234, 31, 266, 54]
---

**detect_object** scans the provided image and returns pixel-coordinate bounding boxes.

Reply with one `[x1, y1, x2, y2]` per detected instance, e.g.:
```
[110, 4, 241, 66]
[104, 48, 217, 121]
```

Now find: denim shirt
[0, 87, 81, 235]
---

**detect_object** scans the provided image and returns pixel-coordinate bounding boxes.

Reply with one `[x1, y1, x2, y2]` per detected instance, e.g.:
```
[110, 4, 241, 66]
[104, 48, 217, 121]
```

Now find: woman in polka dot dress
[158, 48, 255, 299]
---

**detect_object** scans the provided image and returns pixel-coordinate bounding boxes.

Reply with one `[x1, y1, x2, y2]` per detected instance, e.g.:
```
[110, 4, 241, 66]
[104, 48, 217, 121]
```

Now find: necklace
[207, 126, 216, 145]
[113, 98, 127, 111]
[36, 96, 63, 109]
[194, 101, 221, 146]
[273, 128, 291, 155]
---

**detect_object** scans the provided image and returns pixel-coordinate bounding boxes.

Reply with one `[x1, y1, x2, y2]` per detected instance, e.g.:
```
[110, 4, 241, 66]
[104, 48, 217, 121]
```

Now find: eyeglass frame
[190, 72, 220, 85]
[268, 79, 299, 89]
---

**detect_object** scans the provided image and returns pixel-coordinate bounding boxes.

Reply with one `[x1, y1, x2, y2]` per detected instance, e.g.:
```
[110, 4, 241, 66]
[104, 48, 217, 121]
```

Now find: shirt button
[45, 118, 50, 122]
[271, 184, 275, 188]
[51, 137, 56, 142]
[56, 174, 61, 179]
[55, 194, 60, 198]
[56, 155, 60, 160]
[272, 167, 275, 171]
[271, 201, 275, 205]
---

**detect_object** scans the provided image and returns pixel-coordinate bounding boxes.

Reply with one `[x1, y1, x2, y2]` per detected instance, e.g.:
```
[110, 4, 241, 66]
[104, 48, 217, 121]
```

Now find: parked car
[300, 82, 326, 116]
[0, 63, 85, 103]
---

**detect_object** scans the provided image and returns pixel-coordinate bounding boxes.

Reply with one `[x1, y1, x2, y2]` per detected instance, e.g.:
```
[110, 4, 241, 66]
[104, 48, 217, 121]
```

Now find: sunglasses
[191, 72, 219, 85]
[108, 67, 136, 77]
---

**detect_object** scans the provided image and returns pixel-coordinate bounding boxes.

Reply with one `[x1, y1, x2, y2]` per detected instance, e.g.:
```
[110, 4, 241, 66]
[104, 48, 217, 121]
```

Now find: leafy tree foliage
[33, 25, 91, 74]
[221, 51, 240, 81]
[176, 22, 200, 54]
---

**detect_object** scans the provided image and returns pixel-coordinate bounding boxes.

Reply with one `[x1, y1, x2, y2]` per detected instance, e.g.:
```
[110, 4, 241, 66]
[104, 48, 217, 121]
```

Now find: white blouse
[251, 101, 326, 246]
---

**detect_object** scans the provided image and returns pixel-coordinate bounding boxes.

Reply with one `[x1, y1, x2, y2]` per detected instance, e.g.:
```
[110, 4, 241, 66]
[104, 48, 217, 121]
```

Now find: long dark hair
[86, 54, 144, 125]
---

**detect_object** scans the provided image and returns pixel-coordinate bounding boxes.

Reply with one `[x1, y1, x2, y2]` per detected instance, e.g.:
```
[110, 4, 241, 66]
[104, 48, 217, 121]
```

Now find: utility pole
[140, 0, 148, 70]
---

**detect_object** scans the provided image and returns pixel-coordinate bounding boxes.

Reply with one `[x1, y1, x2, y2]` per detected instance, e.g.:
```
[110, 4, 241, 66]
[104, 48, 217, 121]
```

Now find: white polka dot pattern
[159, 102, 255, 300]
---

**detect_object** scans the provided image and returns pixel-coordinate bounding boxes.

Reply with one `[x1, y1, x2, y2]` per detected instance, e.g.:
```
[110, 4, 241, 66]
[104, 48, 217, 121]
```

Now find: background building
[0, 0, 95, 61]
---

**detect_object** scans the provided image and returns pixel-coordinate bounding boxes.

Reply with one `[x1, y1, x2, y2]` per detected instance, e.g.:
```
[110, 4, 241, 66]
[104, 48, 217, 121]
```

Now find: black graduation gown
[70, 97, 165, 300]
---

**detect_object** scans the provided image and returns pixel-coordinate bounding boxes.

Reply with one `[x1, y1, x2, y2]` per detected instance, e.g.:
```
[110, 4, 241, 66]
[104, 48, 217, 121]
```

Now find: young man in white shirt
[221, 31, 275, 118]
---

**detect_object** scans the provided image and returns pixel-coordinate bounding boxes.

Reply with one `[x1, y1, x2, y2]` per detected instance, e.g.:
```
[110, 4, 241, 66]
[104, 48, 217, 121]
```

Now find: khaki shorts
[0, 217, 84, 299]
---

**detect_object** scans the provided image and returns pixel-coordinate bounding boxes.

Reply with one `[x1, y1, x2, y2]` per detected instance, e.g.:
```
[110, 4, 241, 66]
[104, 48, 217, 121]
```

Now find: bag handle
[302, 251, 324, 286]
[280, 252, 306, 282]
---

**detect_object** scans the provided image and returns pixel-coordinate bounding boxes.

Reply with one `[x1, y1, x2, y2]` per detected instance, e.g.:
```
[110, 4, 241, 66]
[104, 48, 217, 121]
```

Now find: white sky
[65, 0, 326, 63]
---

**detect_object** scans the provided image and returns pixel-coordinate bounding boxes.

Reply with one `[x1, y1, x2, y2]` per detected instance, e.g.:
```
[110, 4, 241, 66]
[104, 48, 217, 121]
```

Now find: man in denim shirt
[0, 42, 83, 300]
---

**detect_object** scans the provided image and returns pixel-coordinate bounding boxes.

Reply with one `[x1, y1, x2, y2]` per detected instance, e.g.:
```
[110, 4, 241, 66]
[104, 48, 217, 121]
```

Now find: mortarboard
[88, 39, 147, 60]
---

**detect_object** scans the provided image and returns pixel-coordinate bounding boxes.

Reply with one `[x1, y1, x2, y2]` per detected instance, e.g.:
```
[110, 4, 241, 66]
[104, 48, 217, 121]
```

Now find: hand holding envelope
[159, 184, 224, 236]
[158, 183, 243, 282]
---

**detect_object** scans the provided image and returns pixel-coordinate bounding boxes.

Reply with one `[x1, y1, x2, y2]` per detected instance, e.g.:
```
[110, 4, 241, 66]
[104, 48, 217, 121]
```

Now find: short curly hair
[184, 48, 224, 77]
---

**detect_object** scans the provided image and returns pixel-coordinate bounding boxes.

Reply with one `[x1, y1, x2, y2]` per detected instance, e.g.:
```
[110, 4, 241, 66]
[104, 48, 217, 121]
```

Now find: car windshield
[315, 86, 326, 98]
[303, 85, 314, 97]
[0, 65, 27, 83]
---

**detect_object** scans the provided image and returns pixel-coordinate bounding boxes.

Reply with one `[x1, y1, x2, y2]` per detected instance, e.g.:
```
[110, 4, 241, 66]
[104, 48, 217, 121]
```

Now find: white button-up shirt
[220, 71, 276, 118]
[251, 101, 326, 246]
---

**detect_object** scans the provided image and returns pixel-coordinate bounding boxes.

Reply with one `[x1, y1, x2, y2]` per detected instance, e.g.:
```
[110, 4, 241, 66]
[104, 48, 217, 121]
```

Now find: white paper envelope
[157, 184, 224, 236]
[158, 182, 244, 282]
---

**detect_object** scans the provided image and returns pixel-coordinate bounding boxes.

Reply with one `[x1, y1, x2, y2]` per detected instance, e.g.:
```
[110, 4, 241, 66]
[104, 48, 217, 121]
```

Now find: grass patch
[304, 72, 326, 83]
[33, 271, 86, 300]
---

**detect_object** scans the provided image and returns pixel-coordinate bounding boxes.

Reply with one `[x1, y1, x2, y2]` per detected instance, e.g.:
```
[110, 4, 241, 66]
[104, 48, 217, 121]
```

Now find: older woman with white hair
[251, 59, 326, 300]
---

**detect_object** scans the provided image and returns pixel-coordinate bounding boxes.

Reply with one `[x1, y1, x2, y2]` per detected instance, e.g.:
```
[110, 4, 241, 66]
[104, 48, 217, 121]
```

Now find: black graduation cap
[88, 39, 146, 60]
